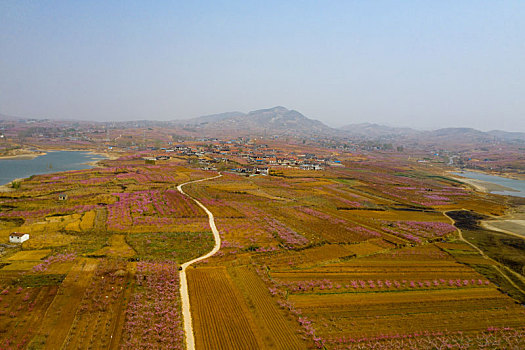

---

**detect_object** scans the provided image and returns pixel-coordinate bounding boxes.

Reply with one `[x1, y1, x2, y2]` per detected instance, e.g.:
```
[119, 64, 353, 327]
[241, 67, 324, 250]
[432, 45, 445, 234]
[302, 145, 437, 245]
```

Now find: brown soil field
[6, 250, 52, 261]
[2, 261, 39, 271]
[61, 259, 133, 350]
[292, 287, 525, 339]
[23, 233, 78, 249]
[29, 258, 98, 349]
[92, 234, 136, 258]
[0, 285, 59, 349]
[229, 265, 307, 349]
[187, 267, 263, 350]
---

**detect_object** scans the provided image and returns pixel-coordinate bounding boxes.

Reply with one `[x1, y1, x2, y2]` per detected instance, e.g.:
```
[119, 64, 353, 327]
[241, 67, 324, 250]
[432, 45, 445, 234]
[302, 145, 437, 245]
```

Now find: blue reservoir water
[0, 151, 106, 185]
[452, 171, 525, 198]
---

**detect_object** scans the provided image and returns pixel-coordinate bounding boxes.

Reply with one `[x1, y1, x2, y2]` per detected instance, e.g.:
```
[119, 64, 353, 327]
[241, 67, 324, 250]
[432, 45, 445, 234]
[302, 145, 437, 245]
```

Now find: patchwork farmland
[0, 151, 524, 349]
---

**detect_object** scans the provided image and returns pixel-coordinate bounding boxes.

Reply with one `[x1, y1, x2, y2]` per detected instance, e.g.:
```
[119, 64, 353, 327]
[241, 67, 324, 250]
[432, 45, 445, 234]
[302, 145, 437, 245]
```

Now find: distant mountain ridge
[179, 106, 333, 136]
[183, 111, 245, 125]
[426, 127, 525, 143]
[340, 123, 419, 138]
[340, 123, 525, 143]
[176, 107, 525, 143]
[486, 130, 525, 142]
[2, 108, 524, 143]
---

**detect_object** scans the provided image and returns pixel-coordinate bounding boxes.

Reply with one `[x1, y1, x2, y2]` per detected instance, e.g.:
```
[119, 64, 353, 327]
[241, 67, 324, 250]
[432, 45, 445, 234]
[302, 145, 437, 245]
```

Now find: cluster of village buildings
[142, 139, 344, 174]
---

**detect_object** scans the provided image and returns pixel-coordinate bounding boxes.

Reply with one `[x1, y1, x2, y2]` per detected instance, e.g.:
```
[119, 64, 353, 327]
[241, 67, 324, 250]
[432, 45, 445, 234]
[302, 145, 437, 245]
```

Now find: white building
[255, 167, 269, 175]
[9, 232, 29, 244]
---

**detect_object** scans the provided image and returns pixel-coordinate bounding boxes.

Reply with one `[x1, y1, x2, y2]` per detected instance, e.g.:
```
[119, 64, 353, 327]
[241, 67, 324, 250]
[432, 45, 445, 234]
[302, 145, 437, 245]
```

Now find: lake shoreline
[0, 150, 111, 186]
[447, 170, 525, 198]
[0, 177, 24, 192]
[445, 169, 525, 238]
[448, 174, 516, 193]
[453, 168, 525, 181]
[0, 151, 47, 160]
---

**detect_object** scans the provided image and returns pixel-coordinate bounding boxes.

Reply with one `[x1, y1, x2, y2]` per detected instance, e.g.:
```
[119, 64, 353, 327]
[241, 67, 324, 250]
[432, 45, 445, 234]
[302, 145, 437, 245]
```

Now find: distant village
[2, 117, 522, 176]
[141, 138, 345, 175]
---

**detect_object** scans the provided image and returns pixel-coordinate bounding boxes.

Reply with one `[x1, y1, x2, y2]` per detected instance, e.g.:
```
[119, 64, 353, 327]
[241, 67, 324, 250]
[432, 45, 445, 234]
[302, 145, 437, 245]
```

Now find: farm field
[2, 2, 525, 348]
[181, 156, 525, 349]
[0, 158, 211, 349]
[0, 146, 523, 349]
[228, 265, 307, 349]
[187, 267, 262, 350]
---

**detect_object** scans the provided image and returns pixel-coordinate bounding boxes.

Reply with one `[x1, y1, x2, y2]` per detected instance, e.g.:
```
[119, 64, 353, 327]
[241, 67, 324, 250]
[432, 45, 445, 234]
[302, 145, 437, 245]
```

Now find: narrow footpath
[177, 174, 222, 350]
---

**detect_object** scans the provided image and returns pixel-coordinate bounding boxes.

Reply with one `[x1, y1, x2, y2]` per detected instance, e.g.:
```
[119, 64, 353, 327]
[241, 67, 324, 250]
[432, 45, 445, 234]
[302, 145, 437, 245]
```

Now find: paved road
[177, 174, 222, 350]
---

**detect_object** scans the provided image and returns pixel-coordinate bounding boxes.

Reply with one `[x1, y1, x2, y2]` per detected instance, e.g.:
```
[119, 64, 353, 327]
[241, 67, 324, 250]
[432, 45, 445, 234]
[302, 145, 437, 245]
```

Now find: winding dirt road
[177, 174, 222, 350]
[443, 211, 525, 295]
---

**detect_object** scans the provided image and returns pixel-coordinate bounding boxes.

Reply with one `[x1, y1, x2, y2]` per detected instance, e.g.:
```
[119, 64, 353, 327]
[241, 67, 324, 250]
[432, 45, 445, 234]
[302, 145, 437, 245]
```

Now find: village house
[255, 167, 269, 175]
[300, 164, 324, 171]
[58, 193, 68, 201]
[9, 232, 29, 244]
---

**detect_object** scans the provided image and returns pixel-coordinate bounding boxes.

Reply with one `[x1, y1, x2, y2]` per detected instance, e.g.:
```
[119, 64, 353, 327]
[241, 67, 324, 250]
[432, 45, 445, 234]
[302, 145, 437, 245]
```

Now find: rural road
[177, 174, 222, 350]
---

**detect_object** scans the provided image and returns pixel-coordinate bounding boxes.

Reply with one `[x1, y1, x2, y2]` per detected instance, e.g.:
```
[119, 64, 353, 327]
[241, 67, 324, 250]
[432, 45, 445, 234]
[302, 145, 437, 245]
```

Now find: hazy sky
[1, 1, 524, 131]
